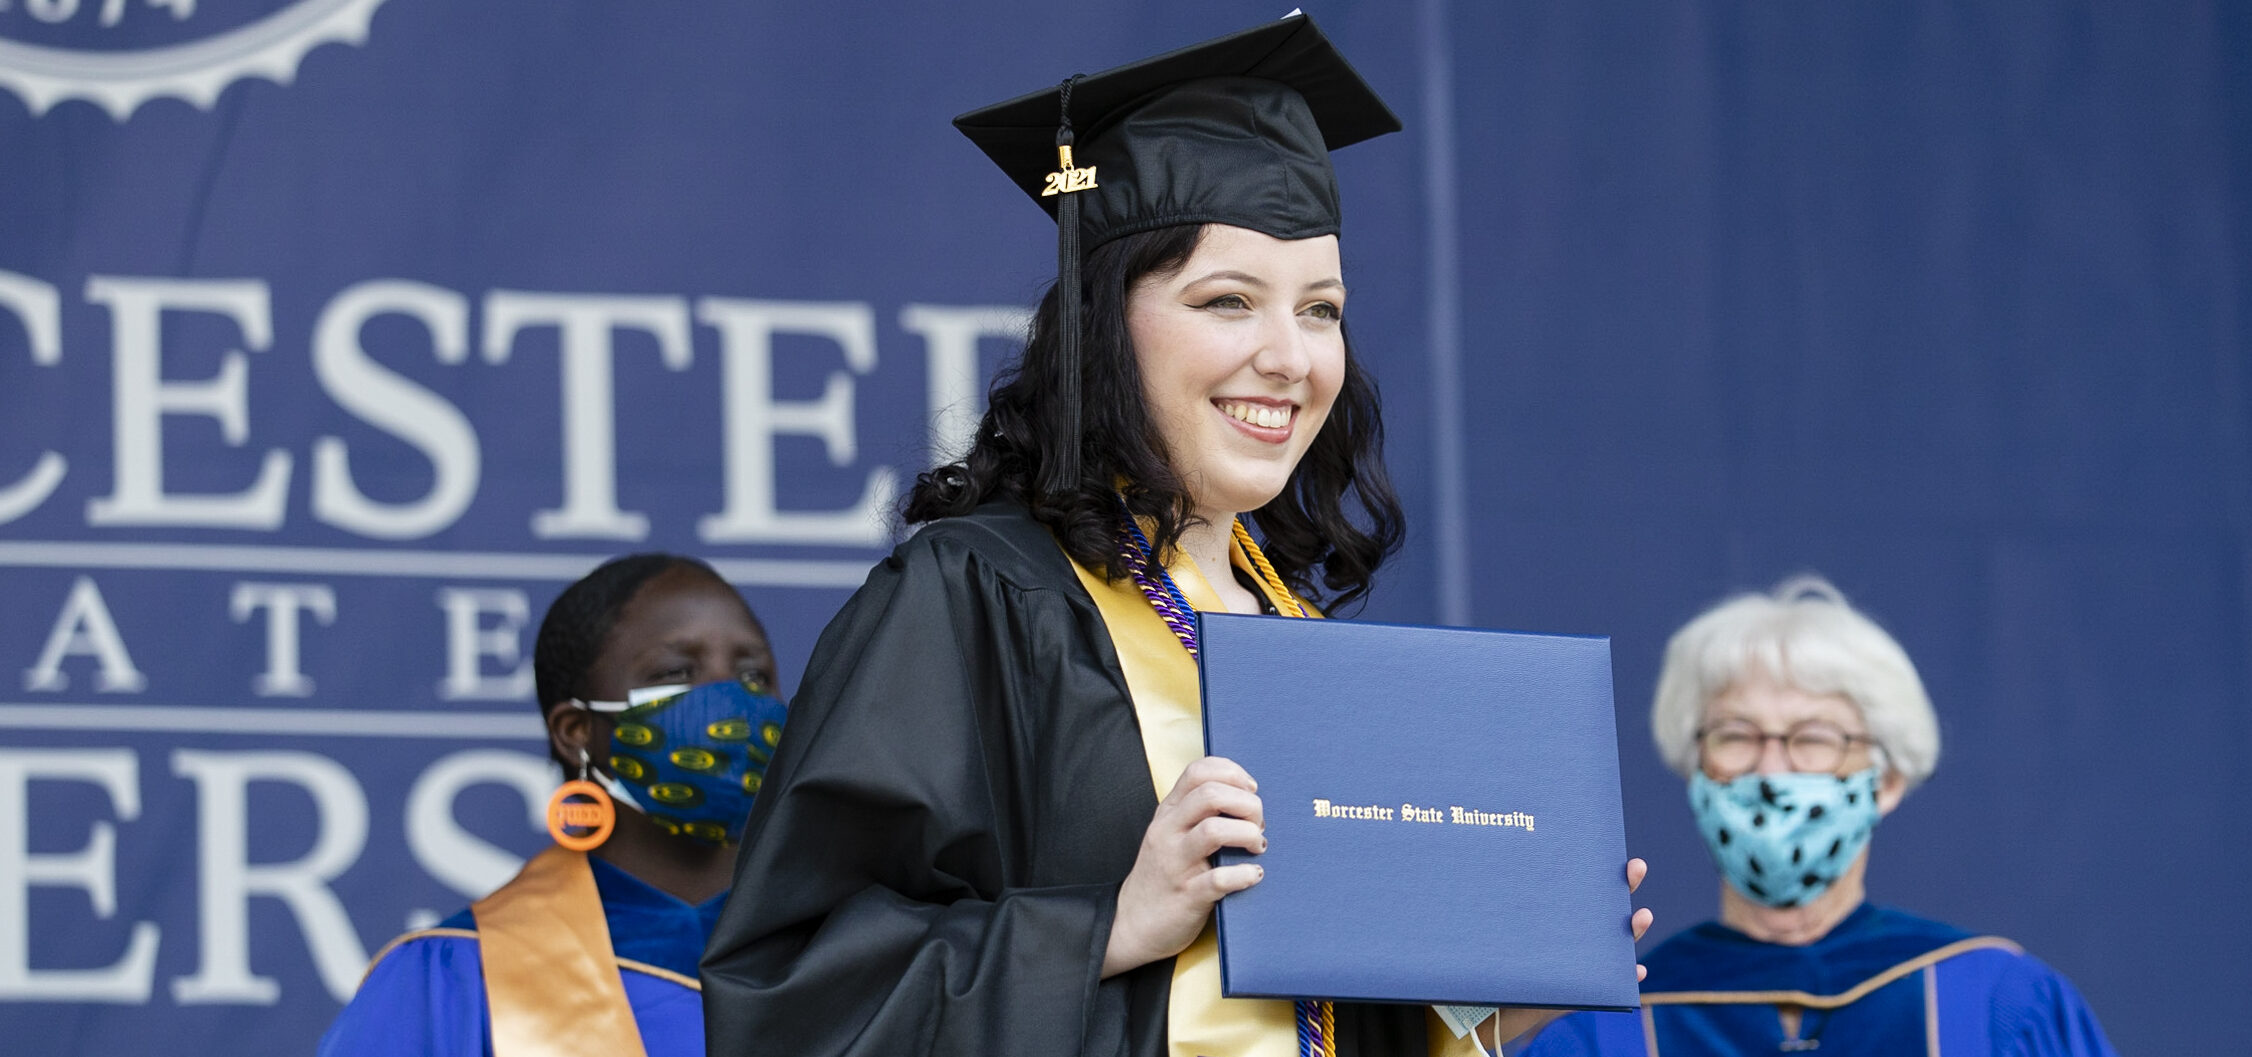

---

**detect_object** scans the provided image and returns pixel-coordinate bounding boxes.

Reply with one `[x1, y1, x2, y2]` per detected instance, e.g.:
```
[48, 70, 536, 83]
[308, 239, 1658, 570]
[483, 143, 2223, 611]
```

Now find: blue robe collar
[436, 853, 727, 981]
[586, 854, 729, 980]
[1642, 902, 1973, 999]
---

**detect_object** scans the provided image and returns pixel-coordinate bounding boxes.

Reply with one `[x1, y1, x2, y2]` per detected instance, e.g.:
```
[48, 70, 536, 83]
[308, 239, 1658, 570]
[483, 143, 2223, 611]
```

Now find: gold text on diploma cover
[1309, 799, 1535, 832]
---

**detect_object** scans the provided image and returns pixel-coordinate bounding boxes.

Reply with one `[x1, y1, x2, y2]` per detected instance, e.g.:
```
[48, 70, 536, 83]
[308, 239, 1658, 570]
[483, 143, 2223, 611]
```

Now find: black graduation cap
[952, 13, 1401, 494]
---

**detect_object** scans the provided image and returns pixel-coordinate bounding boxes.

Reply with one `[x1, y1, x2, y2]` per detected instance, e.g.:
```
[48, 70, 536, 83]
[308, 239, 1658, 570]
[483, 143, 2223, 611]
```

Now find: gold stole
[471, 846, 648, 1057]
[1071, 535, 1300, 1057]
[1071, 537, 1483, 1057]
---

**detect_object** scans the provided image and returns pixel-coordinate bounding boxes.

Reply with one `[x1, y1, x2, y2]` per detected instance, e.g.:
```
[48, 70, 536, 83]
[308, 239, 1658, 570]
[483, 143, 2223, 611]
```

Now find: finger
[1631, 906, 1654, 942]
[1637, 963, 1647, 983]
[1173, 755, 1257, 797]
[1174, 781, 1265, 829]
[1626, 857, 1648, 893]
[1186, 816, 1268, 859]
[1196, 861, 1265, 899]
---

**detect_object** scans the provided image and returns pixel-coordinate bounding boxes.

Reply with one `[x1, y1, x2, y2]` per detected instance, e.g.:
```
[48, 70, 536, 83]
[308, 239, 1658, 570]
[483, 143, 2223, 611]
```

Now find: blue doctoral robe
[1523, 904, 2115, 1057]
[317, 856, 725, 1057]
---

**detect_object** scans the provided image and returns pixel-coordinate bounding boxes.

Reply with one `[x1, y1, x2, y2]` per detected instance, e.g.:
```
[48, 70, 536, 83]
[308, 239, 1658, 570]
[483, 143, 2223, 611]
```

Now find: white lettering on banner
[0, 749, 160, 1002]
[481, 292, 695, 542]
[0, 270, 68, 525]
[23, 575, 146, 693]
[0, 271, 1029, 544]
[899, 303, 1030, 466]
[435, 588, 535, 701]
[170, 750, 369, 1005]
[311, 281, 483, 540]
[228, 582, 338, 698]
[697, 298, 893, 546]
[83, 277, 293, 530]
[404, 749, 553, 917]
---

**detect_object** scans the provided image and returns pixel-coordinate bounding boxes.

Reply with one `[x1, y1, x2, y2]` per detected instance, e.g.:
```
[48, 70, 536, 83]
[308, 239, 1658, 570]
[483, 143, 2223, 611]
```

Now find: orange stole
[471, 846, 648, 1057]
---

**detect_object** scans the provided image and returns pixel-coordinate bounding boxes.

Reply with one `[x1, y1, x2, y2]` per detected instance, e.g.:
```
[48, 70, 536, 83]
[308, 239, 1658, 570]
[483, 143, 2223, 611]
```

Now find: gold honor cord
[1232, 520, 1308, 618]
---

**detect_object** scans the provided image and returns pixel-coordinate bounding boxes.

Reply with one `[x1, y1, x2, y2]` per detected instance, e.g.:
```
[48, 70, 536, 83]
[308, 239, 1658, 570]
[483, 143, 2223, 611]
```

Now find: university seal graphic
[0, 0, 389, 119]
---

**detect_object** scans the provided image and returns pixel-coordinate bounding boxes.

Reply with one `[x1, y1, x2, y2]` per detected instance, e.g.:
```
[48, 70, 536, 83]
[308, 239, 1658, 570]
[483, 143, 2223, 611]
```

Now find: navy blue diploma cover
[1197, 612, 1640, 1011]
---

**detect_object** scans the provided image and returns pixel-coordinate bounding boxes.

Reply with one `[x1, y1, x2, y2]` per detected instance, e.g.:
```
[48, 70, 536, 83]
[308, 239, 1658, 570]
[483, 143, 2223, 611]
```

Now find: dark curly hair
[904, 223, 1404, 612]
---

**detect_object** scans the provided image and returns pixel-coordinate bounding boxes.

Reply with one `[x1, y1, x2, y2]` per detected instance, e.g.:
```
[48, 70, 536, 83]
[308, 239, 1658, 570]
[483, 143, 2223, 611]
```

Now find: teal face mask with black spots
[1688, 767, 1881, 909]
[576, 677, 786, 845]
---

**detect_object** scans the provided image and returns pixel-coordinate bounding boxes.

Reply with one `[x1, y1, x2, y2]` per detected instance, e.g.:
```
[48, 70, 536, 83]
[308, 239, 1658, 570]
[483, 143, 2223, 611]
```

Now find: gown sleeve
[315, 934, 491, 1057]
[1990, 955, 2119, 1057]
[700, 526, 1155, 1057]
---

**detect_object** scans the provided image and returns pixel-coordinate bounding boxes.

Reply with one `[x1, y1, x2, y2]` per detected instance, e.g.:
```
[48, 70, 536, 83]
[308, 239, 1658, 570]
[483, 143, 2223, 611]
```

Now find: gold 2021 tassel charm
[1042, 144, 1098, 196]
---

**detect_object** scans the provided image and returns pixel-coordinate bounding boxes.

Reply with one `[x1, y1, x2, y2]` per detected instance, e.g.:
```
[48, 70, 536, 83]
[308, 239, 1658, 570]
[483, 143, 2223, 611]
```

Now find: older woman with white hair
[1524, 576, 2116, 1057]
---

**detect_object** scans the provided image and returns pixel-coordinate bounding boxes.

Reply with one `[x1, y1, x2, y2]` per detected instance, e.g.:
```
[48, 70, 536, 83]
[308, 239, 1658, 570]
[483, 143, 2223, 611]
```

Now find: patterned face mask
[574, 676, 787, 845]
[1688, 766, 1882, 909]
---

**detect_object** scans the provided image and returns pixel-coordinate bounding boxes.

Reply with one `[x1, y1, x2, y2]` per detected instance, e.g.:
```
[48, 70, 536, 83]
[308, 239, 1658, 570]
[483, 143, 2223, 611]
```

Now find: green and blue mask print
[593, 677, 786, 845]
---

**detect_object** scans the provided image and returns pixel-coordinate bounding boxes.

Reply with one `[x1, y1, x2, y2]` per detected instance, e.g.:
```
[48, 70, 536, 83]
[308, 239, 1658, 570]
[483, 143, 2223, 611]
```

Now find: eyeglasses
[1696, 718, 1874, 778]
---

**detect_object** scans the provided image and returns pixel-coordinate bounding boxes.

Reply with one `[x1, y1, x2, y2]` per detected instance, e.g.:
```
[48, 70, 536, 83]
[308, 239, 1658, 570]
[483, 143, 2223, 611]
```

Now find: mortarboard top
[953, 12, 1401, 248]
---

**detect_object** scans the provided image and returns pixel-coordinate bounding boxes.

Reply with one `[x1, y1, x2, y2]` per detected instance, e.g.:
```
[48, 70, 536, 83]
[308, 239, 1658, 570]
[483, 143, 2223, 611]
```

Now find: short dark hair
[904, 224, 1404, 611]
[532, 553, 730, 715]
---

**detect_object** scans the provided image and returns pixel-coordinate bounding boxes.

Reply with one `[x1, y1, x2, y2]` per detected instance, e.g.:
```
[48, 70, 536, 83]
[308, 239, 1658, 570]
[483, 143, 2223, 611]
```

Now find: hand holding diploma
[1104, 756, 1268, 978]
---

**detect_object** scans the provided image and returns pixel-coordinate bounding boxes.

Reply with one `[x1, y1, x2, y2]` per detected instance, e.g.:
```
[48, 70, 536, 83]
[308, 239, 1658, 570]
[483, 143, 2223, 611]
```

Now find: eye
[1196, 293, 1250, 312]
[738, 662, 776, 692]
[1301, 301, 1342, 321]
[648, 663, 693, 683]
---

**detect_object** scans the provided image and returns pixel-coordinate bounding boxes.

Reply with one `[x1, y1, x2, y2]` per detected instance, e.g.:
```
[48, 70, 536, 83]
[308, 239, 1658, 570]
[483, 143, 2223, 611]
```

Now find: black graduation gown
[700, 502, 1434, 1057]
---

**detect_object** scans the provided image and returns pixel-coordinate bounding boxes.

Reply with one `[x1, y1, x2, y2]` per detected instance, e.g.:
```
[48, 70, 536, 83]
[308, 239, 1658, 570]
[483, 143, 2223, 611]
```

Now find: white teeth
[1220, 401, 1291, 429]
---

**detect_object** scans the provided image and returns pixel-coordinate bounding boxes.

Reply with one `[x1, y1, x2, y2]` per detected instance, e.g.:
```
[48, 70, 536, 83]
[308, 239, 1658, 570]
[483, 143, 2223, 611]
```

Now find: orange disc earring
[546, 750, 616, 851]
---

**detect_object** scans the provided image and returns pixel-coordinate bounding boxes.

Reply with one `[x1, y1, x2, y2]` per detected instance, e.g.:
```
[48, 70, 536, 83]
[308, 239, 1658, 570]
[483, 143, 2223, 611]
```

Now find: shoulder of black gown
[908, 499, 1092, 588]
[701, 499, 1168, 1057]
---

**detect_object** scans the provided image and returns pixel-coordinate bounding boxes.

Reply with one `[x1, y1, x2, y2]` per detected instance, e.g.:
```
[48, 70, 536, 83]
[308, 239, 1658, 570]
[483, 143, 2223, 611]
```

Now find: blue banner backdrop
[0, 2, 2242, 1054]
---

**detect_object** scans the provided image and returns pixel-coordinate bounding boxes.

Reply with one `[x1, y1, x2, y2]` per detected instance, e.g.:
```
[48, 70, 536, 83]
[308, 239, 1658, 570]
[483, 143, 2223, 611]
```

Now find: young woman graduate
[318, 554, 787, 1057]
[701, 16, 1648, 1057]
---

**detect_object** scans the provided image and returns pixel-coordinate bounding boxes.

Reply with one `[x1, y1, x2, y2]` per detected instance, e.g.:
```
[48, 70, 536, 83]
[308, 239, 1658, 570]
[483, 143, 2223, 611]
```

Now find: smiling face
[1125, 224, 1347, 522]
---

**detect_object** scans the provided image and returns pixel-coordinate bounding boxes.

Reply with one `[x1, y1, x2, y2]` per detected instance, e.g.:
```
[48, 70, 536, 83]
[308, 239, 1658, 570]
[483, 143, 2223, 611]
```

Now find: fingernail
[1254, 865, 1265, 878]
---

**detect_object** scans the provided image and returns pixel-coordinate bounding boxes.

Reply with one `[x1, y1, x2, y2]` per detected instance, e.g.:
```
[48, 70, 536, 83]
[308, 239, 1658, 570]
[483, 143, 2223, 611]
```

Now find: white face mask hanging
[568, 683, 694, 713]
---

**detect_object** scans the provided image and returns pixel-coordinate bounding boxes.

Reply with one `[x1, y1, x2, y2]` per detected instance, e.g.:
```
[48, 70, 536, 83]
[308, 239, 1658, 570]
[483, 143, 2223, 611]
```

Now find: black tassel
[1046, 75, 1084, 497]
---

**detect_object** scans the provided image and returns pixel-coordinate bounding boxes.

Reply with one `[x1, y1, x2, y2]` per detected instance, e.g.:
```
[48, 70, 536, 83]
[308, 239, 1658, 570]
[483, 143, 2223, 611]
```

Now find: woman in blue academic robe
[317, 554, 786, 1057]
[1523, 577, 2115, 1057]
